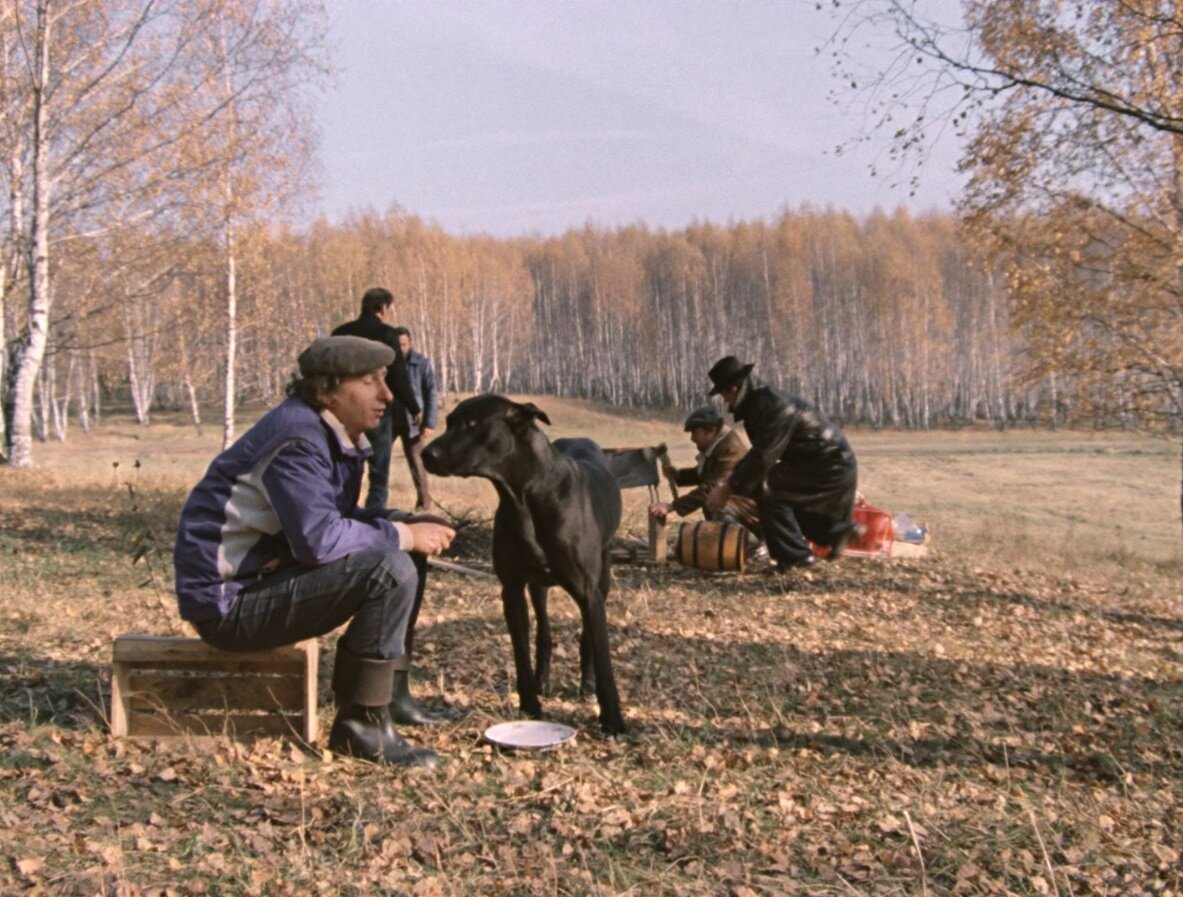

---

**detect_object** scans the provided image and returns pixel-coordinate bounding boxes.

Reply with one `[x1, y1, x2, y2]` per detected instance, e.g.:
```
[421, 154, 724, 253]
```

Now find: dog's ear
[513, 401, 551, 427]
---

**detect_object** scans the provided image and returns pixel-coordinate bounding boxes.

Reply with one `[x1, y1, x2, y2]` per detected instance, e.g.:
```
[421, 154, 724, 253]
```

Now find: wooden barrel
[676, 520, 747, 572]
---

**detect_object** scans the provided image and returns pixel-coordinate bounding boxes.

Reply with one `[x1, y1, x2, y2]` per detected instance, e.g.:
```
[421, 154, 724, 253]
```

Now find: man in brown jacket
[648, 405, 761, 534]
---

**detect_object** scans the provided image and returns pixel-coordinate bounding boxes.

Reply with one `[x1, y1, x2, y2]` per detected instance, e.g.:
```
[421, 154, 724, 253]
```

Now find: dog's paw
[599, 715, 627, 736]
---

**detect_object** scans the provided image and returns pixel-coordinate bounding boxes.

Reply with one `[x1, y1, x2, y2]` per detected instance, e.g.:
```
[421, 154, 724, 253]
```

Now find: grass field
[1, 396, 1180, 896]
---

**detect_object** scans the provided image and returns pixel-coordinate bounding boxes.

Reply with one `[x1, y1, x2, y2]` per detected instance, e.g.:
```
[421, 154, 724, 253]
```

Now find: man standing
[393, 327, 438, 512]
[174, 336, 455, 766]
[704, 356, 858, 571]
[332, 287, 420, 509]
[648, 404, 760, 533]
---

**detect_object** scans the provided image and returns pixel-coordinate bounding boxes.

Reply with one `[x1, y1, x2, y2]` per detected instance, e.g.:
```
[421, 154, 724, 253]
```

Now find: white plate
[483, 720, 577, 751]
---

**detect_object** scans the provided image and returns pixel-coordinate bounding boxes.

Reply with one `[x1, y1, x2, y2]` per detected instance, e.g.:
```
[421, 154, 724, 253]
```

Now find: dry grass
[1, 396, 1180, 896]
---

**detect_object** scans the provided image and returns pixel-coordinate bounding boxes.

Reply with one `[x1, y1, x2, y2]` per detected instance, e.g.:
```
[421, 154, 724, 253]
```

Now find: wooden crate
[111, 635, 319, 744]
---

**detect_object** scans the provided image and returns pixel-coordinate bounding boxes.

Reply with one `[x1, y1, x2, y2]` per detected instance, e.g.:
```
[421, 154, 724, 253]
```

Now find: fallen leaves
[3, 487, 1183, 896]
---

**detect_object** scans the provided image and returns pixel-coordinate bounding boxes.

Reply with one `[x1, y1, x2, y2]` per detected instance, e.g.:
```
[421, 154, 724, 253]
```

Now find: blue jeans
[194, 549, 420, 660]
[364, 408, 395, 510]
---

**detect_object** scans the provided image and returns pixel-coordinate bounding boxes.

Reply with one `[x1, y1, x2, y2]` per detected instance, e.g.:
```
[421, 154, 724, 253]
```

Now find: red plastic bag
[847, 500, 894, 557]
[810, 498, 894, 559]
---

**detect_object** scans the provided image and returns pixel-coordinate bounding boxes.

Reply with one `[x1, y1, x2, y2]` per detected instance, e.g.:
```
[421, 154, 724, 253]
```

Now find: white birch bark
[7, 1, 51, 468]
[222, 224, 238, 449]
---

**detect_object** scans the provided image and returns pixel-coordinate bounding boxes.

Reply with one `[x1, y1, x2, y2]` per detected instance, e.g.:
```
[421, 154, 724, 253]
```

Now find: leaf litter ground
[1, 464, 1181, 896]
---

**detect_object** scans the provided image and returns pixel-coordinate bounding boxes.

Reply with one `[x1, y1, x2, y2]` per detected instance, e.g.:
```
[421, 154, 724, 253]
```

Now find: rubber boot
[329, 704, 437, 767]
[388, 661, 452, 726]
[328, 649, 437, 768]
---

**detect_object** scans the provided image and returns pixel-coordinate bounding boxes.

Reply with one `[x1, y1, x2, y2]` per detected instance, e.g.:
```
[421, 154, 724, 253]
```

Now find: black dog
[421, 394, 626, 734]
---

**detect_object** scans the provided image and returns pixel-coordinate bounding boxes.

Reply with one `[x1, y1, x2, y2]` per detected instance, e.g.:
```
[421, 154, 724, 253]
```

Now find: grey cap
[683, 404, 724, 431]
[297, 335, 394, 377]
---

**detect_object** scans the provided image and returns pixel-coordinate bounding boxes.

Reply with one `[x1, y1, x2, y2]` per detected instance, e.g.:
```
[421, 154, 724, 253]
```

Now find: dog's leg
[563, 558, 624, 734]
[579, 550, 615, 700]
[578, 626, 596, 699]
[529, 583, 553, 697]
[556, 551, 625, 733]
[577, 591, 625, 733]
[501, 583, 543, 719]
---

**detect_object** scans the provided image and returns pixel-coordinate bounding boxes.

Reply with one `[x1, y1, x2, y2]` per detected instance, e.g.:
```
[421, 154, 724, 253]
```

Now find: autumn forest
[3, 1, 1183, 468]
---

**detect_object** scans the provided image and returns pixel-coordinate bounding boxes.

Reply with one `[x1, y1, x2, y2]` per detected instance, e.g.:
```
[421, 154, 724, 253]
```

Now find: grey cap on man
[683, 405, 724, 431]
[298, 335, 394, 377]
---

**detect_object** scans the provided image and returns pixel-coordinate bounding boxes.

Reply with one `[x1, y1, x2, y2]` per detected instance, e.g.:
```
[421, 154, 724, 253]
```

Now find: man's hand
[706, 482, 731, 514]
[661, 460, 680, 501]
[421, 426, 434, 440]
[407, 521, 455, 556]
[648, 501, 670, 522]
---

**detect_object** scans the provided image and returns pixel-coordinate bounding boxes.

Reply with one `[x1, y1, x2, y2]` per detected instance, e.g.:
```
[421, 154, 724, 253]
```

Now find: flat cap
[683, 404, 724, 431]
[297, 335, 394, 377]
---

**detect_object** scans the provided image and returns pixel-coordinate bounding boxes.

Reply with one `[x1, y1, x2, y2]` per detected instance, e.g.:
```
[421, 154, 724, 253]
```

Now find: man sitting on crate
[173, 335, 455, 768]
[648, 405, 762, 540]
[704, 356, 859, 572]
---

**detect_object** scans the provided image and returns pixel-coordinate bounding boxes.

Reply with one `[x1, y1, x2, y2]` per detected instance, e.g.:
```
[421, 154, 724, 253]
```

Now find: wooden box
[110, 635, 319, 744]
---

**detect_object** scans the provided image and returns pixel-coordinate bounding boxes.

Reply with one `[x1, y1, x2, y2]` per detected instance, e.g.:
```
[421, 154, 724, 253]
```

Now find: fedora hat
[707, 356, 754, 395]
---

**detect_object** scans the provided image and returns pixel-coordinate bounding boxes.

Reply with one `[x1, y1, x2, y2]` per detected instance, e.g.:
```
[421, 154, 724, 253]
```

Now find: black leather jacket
[729, 376, 857, 519]
[331, 312, 420, 420]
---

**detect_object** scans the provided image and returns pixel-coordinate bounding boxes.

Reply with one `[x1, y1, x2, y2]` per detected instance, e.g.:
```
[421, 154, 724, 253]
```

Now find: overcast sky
[313, 0, 963, 238]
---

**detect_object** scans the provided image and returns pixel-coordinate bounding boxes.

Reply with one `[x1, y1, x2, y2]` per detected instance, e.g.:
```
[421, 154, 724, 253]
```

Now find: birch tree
[0, 0, 325, 465]
[1, 1, 220, 465]
[180, 0, 325, 449]
[831, 0, 1183, 526]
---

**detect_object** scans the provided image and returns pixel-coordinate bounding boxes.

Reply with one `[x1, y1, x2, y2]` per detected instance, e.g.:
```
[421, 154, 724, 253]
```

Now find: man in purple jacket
[174, 335, 455, 767]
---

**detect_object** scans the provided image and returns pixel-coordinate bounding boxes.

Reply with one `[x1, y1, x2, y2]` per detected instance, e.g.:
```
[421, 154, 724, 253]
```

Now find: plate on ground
[483, 721, 577, 751]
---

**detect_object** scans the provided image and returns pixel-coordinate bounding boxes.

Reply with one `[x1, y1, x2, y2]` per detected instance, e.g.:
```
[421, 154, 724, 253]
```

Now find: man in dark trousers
[705, 356, 858, 571]
[393, 327, 438, 512]
[174, 335, 456, 767]
[332, 287, 420, 510]
[648, 404, 761, 534]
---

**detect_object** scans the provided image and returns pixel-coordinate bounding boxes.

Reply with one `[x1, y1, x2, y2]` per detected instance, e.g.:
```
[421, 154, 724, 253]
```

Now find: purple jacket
[173, 397, 412, 623]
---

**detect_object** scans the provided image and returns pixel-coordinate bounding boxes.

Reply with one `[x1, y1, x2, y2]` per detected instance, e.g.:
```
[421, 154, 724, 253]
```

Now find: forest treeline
[12, 203, 1129, 442]
[5, 2, 1179, 468]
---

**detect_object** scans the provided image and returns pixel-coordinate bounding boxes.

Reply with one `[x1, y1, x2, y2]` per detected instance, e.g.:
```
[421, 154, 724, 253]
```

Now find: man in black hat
[332, 287, 421, 510]
[649, 404, 760, 533]
[174, 335, 455, 767]
[704, 356, 858, 570]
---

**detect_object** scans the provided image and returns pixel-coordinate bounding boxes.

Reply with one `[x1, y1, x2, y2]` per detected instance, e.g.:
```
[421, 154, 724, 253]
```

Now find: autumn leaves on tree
[5, 2, 1183, 469]
[0, 0, 327, 466]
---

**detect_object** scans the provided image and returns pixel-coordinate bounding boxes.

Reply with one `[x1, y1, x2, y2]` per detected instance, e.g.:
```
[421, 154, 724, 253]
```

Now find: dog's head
[422, 394, 551, 479]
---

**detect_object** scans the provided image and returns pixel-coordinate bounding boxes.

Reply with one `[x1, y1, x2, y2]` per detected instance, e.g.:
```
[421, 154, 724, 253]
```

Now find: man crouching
[173, 335, 454, 768]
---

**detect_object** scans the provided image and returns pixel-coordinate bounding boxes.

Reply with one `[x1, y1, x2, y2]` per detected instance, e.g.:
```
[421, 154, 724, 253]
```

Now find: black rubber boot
[328, 649, 438, 768]
[328, 703, 438, 768]
[389, 665, 454, 726]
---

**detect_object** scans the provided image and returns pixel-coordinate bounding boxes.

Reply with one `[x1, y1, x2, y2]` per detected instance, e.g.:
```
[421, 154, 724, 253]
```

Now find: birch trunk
[7, 2, 51, 467]
[127, 327, 152, 425]
[177, 337, 202, 434]
[52, 353, 71, 442]
[35, 359, 49, 442]
[222, 223, 238, 449]
[73, 350, 89, 433]
[91, 359, 102, 425]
